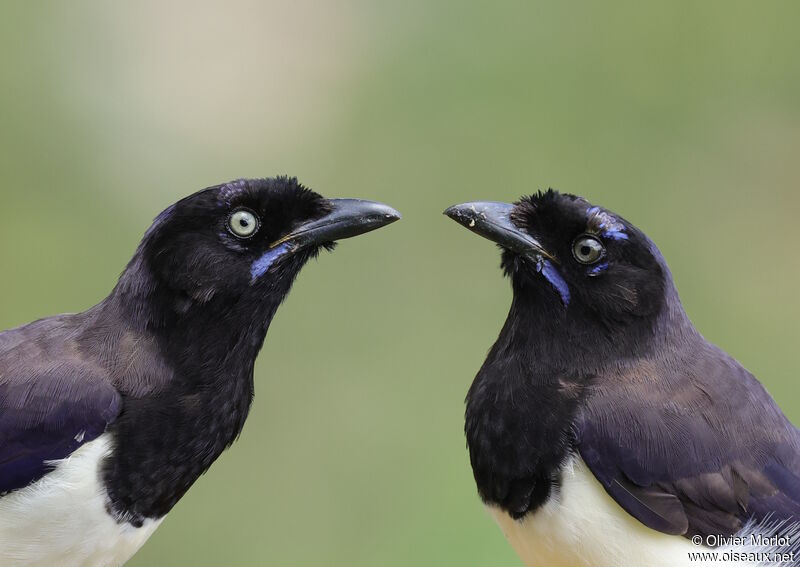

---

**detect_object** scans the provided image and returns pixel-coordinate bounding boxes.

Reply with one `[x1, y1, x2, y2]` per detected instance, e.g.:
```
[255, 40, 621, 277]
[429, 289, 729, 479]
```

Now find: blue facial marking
[587, 206, 627, 241]
[588, 261, 609, 275]
[251, 244, 290, 281]
[602, 230, 628, 241]
[540, 259, 571, 306]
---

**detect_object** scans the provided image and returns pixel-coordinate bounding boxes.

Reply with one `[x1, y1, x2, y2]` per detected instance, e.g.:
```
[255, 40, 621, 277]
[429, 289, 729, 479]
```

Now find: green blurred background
[1, 2, 798, 565]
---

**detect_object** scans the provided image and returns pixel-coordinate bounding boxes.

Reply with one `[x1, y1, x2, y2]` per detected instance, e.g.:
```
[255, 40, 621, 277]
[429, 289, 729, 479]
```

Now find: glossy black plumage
[447, 191, 800, 542]
[0, 177, 399, 525]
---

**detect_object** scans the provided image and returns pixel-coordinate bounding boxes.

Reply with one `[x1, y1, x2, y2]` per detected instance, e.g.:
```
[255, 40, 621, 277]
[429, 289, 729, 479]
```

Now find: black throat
[465, 292, 590, 519]
[98, 251, 306, 526]
[464, 278, 667, 519]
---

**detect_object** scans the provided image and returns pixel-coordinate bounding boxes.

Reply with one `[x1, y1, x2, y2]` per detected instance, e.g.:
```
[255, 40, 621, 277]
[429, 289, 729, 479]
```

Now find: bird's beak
[270, 199, 401, 250]
[443, 201, 556, 262]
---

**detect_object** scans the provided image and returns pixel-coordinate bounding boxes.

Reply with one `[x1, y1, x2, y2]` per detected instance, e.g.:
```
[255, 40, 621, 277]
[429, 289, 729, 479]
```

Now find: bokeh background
[1, 2, 799, 565]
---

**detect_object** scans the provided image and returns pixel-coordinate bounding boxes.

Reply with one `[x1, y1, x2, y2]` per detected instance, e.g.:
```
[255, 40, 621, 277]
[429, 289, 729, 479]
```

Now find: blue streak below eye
[588, 262, 609, 276]
[251, 244, 290, 281]
[539, 259, 571, 306]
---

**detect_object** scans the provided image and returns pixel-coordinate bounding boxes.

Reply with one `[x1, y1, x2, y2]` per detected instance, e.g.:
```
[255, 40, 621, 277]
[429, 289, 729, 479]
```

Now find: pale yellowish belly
[486, 457, 698, 567]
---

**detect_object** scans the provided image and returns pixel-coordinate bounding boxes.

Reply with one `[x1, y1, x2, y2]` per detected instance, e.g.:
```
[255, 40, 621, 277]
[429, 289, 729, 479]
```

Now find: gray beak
[444, 201, 555, 261]
[271, 199, 401, 250]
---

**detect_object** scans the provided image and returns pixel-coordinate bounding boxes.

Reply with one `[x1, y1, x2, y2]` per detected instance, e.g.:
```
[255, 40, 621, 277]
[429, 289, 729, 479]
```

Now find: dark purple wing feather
[576, 339, 800, 539]
[0, 316, 122, 494]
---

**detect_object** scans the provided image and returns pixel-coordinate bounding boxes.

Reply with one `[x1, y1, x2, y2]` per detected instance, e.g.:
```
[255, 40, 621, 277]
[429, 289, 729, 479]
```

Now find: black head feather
[123, 177, 331, 314]
[506, 190, 665, 325]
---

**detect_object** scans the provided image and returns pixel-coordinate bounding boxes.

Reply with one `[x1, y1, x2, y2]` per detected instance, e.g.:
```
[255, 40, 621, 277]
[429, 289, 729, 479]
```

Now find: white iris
[229, 210, 259, 238]
[572, 236, 605, 264]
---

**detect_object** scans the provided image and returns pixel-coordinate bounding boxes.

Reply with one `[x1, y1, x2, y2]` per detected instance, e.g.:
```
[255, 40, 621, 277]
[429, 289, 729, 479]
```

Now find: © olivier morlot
[0, 177, 400, 566]
[445, 191, 799, 567]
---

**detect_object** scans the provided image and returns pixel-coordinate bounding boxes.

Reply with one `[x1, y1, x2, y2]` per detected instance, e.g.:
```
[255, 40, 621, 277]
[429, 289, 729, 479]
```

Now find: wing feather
[576, 341, 800, 539]
[0, 318, 122, 494]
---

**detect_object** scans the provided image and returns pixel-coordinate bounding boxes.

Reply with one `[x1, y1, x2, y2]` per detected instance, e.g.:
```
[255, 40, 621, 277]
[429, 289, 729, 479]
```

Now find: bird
[444, 192, 800, 567]
[0, 177, 400, 567]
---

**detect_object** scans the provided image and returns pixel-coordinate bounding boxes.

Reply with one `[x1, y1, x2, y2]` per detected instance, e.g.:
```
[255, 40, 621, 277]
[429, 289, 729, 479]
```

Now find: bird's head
[117, 177, 400, 328]
[445, 191, 673, 360]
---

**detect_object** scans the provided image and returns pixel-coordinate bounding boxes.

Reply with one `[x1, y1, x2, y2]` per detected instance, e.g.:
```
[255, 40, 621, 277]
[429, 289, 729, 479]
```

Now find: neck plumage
[107, 251, 292, 372]
[97, 251, 293, 525]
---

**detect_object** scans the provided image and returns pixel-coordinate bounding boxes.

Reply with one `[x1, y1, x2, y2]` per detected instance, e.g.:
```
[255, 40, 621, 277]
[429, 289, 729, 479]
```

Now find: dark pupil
[580, 245, 592, 257]
[239, 218, 249, 227]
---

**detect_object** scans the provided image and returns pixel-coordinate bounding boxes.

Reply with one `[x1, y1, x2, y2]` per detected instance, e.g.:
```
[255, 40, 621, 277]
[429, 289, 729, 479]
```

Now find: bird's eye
[572, 235, 605, 264]
[228, 209, 260, 238]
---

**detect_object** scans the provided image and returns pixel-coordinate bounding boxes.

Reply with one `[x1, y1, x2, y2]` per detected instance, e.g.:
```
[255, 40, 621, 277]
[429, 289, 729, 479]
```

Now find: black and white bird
[445, 192, 799, 567]
[0, 177, 400, 566]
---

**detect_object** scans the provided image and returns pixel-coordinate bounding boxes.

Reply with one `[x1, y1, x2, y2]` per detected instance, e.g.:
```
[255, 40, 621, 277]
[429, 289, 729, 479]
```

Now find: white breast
[0, 435, 163, 567]
[487, 457, 785, 567]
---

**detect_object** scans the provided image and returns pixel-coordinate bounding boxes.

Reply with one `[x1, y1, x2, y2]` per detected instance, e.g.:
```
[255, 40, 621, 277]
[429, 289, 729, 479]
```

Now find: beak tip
[376, 205, 401, 225]
[443, 204, 475, 228]
[443, 204, 462, 220]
